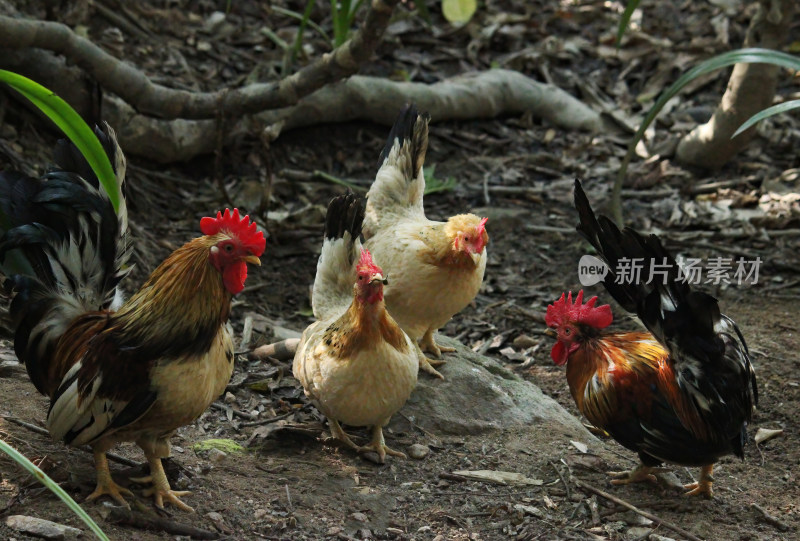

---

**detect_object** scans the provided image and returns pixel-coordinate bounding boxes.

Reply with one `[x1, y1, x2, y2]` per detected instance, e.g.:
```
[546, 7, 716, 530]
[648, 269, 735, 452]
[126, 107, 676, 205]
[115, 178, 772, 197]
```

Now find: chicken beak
[370, 273, 388, 286]
[469, 251, 482, 265]
[544, 328, 557, 338]
[243, 255, 261, 266]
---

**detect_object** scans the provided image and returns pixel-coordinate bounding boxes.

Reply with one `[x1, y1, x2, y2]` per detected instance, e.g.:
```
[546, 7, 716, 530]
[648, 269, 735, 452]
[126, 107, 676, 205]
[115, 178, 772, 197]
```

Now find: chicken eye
[564, 328, 572, 336]
[224, 244, 234, 253]
[465, 236, 470, 242]
[358, 275, 363, 281]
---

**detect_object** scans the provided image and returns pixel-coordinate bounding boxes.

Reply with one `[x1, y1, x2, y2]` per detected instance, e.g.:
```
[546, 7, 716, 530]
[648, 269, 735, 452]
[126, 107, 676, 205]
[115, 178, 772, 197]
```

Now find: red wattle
[223, 260, 247, 295]
[551, 341, 568, 366]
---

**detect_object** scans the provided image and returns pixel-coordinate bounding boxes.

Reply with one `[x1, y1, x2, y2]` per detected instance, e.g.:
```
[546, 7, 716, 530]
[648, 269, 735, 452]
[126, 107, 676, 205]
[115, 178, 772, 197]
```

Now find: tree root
[107, 69, 604, 162]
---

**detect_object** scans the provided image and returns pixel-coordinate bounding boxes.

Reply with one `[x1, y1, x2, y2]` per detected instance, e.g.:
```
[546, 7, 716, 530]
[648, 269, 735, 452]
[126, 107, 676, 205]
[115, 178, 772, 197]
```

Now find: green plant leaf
[0, 439, 110, 541]
[442, 0, 476, 24]
[424, 165, 456, 195]
[0, 70, 120, 214]
[732, 99, 800, 138]
[616, 0, 642, 47]
[612, 48, 800, 224]
[416, 0, 432, 25]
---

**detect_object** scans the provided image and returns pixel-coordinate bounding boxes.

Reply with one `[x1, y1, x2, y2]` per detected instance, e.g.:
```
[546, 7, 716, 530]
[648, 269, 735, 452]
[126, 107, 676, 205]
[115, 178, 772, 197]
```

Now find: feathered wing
[363, 104, 429, 237]
[574, 179, 757, 452]
[312, 192, 365, 320]
[0, 123, 132, 396]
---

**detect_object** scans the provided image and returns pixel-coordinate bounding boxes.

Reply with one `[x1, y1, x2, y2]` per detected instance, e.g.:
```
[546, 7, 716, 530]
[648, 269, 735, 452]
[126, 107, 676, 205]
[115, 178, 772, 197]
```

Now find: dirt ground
[1, 0, 800, 540]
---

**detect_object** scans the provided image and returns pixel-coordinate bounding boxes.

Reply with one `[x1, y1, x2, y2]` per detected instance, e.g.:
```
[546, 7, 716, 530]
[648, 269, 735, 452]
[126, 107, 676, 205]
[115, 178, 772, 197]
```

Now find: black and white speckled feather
[0, 123, 131, 395]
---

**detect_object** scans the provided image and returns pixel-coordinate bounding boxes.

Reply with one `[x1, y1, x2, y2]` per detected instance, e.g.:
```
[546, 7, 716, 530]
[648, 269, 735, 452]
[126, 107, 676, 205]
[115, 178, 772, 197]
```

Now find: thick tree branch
[0, 0, 398, 120]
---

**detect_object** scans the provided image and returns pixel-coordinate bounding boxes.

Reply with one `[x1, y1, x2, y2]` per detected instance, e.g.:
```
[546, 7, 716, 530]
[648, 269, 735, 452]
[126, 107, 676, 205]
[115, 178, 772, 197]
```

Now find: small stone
[512, 334, 537, 349]
[417, 525, 432, 533]
[433, 535, 445, 541]
[196, 40, 212, 52]
[327, 526, 342, 535]
[254, 508, 268, 519]
[207, 448, 227, 463]
[625, 526, 652, 538]
[204, 11, 226, 32]
[359, 528, 372, 539]
[350, 512, 368, 523]
[224, 391, 236, 403]
[6, 515, 82, 539]
[386, 527, 404, 536]
[408, 443, 430, 460]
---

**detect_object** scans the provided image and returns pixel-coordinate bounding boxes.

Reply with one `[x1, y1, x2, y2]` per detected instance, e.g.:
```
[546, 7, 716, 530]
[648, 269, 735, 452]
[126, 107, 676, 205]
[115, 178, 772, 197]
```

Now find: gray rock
[392, 336, 592, 437]
[5, 515, 82, 539]
[407, 443, 430, 459]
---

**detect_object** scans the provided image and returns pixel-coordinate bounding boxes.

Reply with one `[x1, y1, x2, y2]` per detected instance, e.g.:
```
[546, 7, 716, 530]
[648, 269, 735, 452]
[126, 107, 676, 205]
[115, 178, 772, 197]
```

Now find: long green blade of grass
[0, 439, 110, 541]
[0, 70, 120, 214]
[616, 0, 642, 47]
[612, 48, 800, 223]
[732, 98, 800, 138]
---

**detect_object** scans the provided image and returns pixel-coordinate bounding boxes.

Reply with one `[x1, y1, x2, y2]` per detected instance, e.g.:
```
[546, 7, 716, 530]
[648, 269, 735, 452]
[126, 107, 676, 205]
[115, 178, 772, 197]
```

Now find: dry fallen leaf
[755, 428, 784, 445]
[570, 440, 589, 453]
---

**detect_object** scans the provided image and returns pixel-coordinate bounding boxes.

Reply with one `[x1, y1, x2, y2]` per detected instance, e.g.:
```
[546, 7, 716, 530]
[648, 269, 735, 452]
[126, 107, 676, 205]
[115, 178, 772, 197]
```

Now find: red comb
[477, 217, 488, 235]
[545, 290, 613, 329]
[357, 249, 382, 274]
[200, 208, 265, 257]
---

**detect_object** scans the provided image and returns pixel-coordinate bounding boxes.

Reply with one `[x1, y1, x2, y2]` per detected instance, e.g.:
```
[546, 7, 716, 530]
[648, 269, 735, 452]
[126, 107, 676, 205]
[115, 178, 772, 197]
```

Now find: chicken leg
[85, 449, 133, 508]
[356, 425, 406, 463]
[608, 463, 660, 485]
[130, 456, 193, 512]
[684, 464, 714, 498]
[420, 328, 456, 358]
[415, 343, 445, 379]
[328, 418, 361, 450]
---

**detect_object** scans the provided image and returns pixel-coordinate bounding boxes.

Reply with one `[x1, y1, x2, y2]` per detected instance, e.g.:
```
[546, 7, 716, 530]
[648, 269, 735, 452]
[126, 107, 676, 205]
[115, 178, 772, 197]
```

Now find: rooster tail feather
[313, 192, 366, 320]
[574, 179, 757, 447]
[0, 122, 131, 395]
[365, 105, 429, 233]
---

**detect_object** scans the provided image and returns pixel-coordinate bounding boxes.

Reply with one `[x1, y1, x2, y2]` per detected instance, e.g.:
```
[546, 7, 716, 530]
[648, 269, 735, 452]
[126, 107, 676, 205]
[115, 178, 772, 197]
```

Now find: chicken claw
[86, 450, 133, 508]
[131, 457, 194, 512]
[328, 419, 361, 450]
[419, 356, 445, 379]
[684, 465, 714, 498]
[420, 329, 455, 358]
[356, 425, 406, 463]
[608, 463, 660, 485]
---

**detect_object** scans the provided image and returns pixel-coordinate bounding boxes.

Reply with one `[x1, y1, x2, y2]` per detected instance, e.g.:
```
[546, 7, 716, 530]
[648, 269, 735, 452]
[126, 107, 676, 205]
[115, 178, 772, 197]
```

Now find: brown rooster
[0, 124, 265, 511]
[545, 180, 757, 498]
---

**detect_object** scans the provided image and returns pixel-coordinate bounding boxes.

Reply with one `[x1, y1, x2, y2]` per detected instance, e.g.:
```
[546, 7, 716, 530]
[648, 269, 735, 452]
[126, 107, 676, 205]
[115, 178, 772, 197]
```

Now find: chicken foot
[130, 456, 193, 512]
[415, 342, 445, 379]
[328, 419, 362, 450]
[608, 463, 667, 485]
[420, 329, 456, 358]
[684, 464, 714, 498]
[356, 425, 406, 463]
[85, 449, 134, 508]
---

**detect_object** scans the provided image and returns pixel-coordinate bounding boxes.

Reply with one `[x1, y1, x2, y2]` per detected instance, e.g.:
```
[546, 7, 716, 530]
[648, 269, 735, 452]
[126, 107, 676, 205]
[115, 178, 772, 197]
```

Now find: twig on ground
[1, 416, 138, 467]
[751, 503, 790, 531]
[238, 409, 299, 428]
[572, 478, 704, 541]
[210, 402, 259, 421]
[105, 506, 219, 539]
[550, 461, 571, 500]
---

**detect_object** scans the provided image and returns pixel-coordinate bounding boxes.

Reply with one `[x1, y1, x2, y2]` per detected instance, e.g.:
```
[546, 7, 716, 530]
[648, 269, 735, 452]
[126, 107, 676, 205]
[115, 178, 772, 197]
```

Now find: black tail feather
[324, 191, 365, 242]
[378, 104, 430, 179]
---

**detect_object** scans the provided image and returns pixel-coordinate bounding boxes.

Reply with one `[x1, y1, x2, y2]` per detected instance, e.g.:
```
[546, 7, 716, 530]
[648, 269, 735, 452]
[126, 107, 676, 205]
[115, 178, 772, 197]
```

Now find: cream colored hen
[293, 193, 418, 461]
[363, 105, 489, 379]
